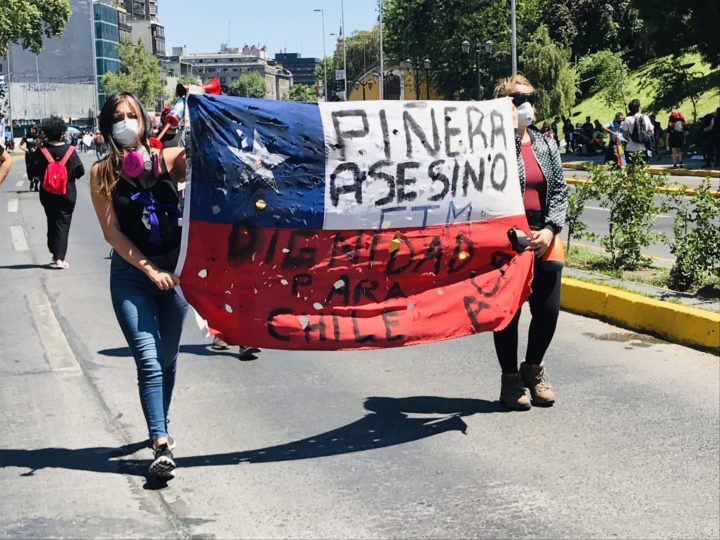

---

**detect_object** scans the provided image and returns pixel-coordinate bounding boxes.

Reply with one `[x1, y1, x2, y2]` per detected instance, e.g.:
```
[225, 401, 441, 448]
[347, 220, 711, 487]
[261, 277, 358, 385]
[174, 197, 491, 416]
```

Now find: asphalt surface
[1, 153, 718, 539]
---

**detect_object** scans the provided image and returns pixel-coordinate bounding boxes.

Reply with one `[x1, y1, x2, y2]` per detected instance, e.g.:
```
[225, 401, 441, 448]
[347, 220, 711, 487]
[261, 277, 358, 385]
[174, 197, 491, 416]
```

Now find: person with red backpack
[31, 116, 85, 269]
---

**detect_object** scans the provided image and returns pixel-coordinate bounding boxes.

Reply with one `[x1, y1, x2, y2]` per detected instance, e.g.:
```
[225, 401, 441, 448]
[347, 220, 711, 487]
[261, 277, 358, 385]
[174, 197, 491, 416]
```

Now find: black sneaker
[149, 443, 176, 478]
[239, 345, 261, 355]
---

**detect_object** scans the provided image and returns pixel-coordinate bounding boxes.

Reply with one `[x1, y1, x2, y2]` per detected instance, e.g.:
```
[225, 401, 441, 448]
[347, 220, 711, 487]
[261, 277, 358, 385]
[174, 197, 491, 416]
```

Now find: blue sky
[160, 0, 380, 59]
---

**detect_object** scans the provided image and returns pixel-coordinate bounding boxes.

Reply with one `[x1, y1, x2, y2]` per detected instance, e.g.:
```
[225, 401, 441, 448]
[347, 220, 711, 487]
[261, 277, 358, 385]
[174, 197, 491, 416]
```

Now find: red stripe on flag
[180, 216, 534, 350]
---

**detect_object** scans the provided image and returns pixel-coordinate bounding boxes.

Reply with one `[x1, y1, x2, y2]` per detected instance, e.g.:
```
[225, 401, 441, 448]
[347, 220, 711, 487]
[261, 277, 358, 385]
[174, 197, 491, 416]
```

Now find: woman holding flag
[492, 75, 568, 411]
[90, 92, 187, 479]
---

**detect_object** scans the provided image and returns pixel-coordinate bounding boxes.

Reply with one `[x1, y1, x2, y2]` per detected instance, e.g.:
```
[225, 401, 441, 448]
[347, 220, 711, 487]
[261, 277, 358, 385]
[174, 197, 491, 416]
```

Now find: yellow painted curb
[564, 161, 720, 178]
[561, 277, 720, 353]
[564, 176, 720, 198]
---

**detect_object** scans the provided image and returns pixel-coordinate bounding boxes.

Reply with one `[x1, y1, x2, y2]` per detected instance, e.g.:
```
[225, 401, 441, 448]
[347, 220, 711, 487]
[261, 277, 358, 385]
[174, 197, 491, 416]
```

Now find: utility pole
[314, 9, 328, 101]
[378, 0, 384, 100]
[511, 0, 517, 75]
[341, 0, 347, 100]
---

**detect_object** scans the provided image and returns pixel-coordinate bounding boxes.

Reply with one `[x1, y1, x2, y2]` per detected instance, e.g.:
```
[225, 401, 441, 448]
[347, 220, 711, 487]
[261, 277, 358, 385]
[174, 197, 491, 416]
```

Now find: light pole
[314, 9, 328, 101]
[423, 58, 431, 100]
[462, 39, 493, 100]
[404, 58, 420, 100]
[511, 0, 517, 75]
[341, 0, 347, 100]
[378, 0, 384, 99]
[354, 77, 373, 100]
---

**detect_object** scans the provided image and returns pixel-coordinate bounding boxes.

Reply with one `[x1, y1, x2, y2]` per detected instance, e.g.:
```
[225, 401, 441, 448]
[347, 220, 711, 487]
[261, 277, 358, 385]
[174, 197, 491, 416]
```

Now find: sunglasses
[509, 92, 537, 107]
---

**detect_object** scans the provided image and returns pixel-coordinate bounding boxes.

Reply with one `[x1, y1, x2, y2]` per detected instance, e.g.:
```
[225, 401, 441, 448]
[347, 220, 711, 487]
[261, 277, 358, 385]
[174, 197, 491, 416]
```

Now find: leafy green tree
[642, 56, 707, 122]
[634, 0, 720, 67]
[332, 28, 381, 87]
[0, 0, 70, 55]
[577, 50, 629, 110]
[519, 25, 577, 119]
[284, 84, 317, 102]
[539, 0, 643, 63]
[316, 56, 336, 98]
[383, 0, 513, 100]
[226, 72, 266, 99]
[564, 179, 596, 253]
[101, 39, 165, 110]
[178, 75, 200, 87]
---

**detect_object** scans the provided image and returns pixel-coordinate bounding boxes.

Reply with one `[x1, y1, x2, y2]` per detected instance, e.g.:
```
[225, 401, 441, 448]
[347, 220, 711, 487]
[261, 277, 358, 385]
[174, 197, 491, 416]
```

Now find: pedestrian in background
[31, 116, 84, 269]
[93, 130, 105, 160]
[90, 92, 188, 479]
[20, 125, 41, 191]
[666, 111, 686, 168]
[492, 74, 568, 411]
[562, 118, 574, 153]
[0, 140, 12, 186]
[620, 99, 654, 165]
[551, 115, 561, 146]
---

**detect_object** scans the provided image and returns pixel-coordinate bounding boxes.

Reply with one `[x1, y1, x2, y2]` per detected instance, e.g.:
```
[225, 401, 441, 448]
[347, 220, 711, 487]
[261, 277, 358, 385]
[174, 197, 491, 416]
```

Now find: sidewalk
[560, 150, 720, 178]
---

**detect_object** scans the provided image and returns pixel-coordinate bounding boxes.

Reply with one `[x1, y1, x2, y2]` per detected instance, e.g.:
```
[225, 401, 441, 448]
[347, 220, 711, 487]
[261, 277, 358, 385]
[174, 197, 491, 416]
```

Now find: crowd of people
[533, 105, 720, 168]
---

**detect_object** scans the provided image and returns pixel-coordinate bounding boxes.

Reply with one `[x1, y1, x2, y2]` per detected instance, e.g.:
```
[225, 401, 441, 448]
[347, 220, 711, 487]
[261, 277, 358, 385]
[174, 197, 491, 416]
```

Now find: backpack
[630, 114, 649, 144]
[40, 146, 74, 195]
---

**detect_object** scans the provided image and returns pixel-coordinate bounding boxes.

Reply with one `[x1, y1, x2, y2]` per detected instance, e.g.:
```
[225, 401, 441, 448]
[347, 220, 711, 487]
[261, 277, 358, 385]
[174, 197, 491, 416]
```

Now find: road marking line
[10, 225, 29, 251]
[15, 180, 23, 187]
[7, 199, 18, 213]
[26, 291, 81, 372]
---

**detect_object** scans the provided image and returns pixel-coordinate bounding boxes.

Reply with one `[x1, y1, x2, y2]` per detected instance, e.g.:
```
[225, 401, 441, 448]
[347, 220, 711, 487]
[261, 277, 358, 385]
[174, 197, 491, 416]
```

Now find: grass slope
[570, 53, 720, 124]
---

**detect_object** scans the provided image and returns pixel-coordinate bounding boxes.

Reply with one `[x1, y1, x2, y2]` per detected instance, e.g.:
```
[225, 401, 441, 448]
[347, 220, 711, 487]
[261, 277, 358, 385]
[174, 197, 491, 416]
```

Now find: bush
[666, 179, 720, 291]
[585, 163, 666, 270]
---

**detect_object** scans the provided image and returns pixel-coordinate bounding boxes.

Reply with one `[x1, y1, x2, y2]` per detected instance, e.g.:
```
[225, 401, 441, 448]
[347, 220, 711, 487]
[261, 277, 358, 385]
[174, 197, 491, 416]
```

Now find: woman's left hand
[530, 229, 555, 258]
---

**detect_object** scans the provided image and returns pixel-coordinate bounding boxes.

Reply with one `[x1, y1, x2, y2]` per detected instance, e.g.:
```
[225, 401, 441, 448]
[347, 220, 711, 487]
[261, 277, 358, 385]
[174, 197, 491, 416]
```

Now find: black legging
[493, 257, 561, 373]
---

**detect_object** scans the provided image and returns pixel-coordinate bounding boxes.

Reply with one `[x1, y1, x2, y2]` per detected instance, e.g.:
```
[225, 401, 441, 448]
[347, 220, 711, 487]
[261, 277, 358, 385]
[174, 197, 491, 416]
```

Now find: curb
[561, 277, 720, 353]
[563, 161, 720, 178]
[564, 175, 720, 198]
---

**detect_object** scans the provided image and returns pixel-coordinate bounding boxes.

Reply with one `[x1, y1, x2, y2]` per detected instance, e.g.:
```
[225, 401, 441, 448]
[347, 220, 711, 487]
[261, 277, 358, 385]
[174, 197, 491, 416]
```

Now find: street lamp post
[404, 58, 421, 100]
[313, 8, 327, 101]
[354, 77, 373, 100]
[461, 39, 493, 100]
[423, 58, 431, 100]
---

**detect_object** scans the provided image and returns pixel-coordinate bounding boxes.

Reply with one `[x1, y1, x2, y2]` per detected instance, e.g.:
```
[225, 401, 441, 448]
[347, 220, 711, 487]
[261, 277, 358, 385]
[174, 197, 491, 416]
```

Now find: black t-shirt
[112, 173, 181, 257]
[30, 143, 85, 185]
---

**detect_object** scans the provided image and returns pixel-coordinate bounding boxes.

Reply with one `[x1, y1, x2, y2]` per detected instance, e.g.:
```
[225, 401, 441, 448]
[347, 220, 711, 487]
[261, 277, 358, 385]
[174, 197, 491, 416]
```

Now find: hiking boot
[500, 372, 531, 411]
[520, 361, 556, 406]
[149, 443, 176, 478]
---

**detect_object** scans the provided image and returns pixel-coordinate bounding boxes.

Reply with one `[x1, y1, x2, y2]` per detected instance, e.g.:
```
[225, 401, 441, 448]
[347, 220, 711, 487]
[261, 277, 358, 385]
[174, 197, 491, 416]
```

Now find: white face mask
[112, 118, 140, 147]
[516, 102, 535, 128]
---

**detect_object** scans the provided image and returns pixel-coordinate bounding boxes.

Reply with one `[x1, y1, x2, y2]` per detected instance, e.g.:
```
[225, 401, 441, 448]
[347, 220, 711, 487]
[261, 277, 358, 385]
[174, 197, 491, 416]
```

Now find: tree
[0, 0, 71, 56]
[642, 56, 707, 122]
[226, 72, 266, 99]
[539, 0, 643, 64]
[634, 0, 720, 67]
[101, 39, 165, 110]
[316, 56, 336, 98]
[332, 27, 381, 88]
[384, 0, 514, 100]
[577, 50, 630, 110]
[519, 25, 577, 119]
[285, 84, 317, 102]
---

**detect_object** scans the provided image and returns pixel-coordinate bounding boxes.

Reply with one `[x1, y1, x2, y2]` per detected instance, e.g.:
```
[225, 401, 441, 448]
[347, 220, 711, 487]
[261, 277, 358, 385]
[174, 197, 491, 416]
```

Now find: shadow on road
[98, 344, 260, 360]
[0, 264, 54, 270]
[0, 396, 505, 485]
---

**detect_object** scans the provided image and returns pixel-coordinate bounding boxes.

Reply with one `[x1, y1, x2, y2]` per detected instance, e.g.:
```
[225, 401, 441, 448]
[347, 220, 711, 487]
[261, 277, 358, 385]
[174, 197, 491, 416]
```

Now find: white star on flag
[227, 129, 289, 193]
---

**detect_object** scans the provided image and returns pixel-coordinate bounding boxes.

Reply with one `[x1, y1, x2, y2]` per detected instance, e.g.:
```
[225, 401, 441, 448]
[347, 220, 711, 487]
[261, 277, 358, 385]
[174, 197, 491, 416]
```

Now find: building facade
[274, 52, 320, 87]
[181, 44, 293, 100]
[1, 0, 98, 133]
[94, 0, 122, 108]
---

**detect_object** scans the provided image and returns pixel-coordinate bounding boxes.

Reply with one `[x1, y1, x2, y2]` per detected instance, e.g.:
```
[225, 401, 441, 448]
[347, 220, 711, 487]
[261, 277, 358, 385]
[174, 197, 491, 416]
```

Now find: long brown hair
[92, 92, 153, 198]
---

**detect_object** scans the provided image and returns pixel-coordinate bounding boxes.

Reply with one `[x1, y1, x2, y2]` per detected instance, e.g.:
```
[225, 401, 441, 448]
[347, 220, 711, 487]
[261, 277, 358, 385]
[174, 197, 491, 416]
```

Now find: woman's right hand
[147, 267, 180, 290]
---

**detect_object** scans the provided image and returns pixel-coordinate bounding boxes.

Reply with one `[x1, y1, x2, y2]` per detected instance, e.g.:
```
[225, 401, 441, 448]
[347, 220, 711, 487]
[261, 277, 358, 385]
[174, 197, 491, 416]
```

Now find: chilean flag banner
[176, 94, 533, 350]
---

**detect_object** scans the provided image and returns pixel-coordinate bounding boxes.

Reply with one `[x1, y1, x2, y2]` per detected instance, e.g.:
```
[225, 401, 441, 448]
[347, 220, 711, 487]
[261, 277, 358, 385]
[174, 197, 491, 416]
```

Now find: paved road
[1, 154, 718, 539]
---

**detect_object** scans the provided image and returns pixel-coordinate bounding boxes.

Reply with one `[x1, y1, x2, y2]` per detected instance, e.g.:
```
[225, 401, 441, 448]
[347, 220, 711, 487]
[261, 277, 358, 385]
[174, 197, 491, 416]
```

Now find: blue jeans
[110, 248, 188, 440]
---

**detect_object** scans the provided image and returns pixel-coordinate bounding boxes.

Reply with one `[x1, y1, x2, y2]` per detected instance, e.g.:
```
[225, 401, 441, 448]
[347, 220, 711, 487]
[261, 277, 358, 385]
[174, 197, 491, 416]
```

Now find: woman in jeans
[90, 92, 187, 478]
[492, 75, 568, 411]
